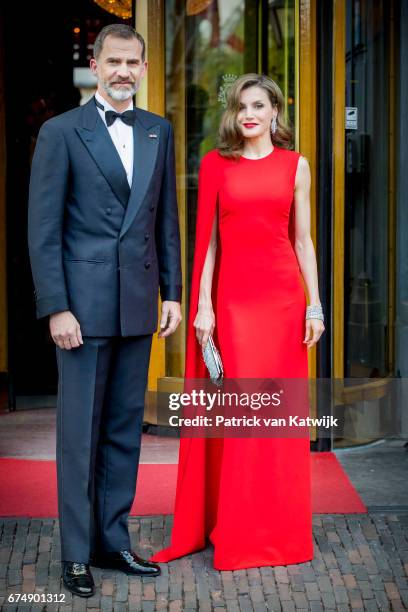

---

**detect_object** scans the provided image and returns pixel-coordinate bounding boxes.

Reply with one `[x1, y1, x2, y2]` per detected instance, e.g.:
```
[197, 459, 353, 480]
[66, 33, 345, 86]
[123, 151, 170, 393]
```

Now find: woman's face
[237, 85, 277, 140]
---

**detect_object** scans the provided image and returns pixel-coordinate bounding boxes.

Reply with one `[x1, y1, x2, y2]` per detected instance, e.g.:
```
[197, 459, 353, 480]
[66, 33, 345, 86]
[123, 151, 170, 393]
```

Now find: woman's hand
[194, 305, 215, 348]
[304, 319, 325, 349]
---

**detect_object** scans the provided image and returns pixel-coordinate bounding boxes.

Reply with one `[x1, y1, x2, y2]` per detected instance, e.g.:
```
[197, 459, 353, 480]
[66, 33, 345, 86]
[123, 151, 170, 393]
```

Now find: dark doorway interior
[3, 0, 131, 401]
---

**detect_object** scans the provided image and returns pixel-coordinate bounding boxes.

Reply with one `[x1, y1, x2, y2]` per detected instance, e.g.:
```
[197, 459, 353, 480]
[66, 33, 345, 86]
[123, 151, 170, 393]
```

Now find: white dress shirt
[95, 91, 134, 187]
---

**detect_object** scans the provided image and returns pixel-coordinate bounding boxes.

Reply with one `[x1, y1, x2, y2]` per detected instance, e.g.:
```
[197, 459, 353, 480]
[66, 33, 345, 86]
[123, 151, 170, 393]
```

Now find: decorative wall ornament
[218, 74, 238, 109]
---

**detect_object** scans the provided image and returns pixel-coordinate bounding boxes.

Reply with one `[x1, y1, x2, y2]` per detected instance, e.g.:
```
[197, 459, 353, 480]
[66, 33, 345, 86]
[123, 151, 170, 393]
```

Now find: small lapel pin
[149, 133, 158, 139]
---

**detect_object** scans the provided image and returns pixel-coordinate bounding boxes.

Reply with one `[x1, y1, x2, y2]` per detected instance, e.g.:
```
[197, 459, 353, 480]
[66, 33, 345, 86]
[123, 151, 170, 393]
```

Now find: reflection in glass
[344, 0, 389, 378]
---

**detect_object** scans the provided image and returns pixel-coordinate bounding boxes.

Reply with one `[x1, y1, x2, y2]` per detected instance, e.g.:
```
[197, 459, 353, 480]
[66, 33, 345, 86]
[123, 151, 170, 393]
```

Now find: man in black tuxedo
[28, 24, 182, 597]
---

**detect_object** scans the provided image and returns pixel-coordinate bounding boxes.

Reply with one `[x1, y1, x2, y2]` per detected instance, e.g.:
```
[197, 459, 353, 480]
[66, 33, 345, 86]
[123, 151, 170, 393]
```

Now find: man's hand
[158, 301, 182, 338]
[49, 311, 83, 350]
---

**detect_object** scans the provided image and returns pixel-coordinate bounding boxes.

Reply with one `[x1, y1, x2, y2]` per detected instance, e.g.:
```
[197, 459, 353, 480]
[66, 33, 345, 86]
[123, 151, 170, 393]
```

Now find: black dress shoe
[62, 561, 95, 597]
[90, 550, 161, 576]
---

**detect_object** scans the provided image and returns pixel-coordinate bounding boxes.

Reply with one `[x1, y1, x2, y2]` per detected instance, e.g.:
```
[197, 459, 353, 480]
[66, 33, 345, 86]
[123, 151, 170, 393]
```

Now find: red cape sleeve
[185, 150, 222, 378]
[150, 150, 222, 563]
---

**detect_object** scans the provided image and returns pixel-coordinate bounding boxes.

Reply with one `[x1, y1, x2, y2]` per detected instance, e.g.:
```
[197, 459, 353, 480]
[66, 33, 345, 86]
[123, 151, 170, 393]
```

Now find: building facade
[0, 0, 406, 449]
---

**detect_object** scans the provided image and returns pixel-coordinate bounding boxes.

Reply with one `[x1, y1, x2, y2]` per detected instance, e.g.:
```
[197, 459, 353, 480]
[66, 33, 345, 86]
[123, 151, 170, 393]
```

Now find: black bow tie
[105, 109, 137, 127]
[95, 97, 136, 127]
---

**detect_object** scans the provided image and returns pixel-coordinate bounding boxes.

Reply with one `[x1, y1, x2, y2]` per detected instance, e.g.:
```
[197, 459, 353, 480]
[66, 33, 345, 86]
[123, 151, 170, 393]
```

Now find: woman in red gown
[151, 74, 325, 570]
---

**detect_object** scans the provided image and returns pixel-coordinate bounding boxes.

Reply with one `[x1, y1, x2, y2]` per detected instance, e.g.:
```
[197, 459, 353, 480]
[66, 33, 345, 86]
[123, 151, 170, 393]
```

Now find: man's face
[90, 35, 147, 102]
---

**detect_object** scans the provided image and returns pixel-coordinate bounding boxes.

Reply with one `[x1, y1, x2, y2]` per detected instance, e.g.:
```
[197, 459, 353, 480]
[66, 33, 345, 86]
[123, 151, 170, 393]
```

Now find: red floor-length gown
[151, 146, 314, 570]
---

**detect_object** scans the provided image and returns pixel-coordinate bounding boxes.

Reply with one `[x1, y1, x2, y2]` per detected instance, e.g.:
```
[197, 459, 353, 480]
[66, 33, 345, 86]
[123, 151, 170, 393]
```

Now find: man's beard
[102, 79, 138, 101]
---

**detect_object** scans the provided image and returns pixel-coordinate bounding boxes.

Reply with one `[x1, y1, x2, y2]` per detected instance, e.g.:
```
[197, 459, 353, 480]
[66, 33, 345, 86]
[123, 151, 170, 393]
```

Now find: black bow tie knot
[105, 109, 137, 127]
[94, 97, 137, 127]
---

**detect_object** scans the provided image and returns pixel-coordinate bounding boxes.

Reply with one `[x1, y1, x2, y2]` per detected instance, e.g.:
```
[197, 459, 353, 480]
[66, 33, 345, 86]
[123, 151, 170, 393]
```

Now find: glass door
[333, 0, 397, 449]
[344, 0, 390, 379]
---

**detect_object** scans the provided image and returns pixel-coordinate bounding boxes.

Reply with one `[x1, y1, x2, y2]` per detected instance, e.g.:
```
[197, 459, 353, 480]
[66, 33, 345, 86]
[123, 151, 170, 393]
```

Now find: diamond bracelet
[306, 305, 324, 321]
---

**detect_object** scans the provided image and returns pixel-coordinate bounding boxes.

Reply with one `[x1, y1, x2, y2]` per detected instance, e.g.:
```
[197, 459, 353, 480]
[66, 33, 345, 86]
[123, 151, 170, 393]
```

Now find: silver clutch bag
[202, 335, 224, 387]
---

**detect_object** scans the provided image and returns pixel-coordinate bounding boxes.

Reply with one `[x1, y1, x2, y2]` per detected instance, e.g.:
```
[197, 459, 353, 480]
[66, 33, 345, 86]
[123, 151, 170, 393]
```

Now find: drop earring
[271, 116, 277, 135]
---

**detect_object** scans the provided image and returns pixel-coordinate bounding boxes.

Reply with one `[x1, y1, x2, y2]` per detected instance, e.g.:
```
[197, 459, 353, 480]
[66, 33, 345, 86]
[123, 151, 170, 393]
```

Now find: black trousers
[56, 335, 153, 562]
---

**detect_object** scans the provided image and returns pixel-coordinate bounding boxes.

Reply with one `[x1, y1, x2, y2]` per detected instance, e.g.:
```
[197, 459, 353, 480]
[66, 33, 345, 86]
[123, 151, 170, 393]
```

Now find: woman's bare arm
[293, 157, 325, 348]
[194, 210, 218, 346]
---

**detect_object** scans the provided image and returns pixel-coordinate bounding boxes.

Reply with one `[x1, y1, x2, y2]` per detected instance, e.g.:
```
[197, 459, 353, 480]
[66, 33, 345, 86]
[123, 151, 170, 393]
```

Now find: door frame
[299, 0, 318, 381]
[332, 0, 397, 385]
[332, 0, 346, 380]
[331, 0, 398, 427]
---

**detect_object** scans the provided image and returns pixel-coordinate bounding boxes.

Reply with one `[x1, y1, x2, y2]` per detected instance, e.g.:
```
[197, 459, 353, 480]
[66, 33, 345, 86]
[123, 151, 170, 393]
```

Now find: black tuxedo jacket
[28, 97, 182, 336]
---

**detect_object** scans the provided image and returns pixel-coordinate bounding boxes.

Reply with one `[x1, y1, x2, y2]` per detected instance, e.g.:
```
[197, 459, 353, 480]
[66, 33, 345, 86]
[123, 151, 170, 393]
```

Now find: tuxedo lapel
[75, 99, 130, 208]
[119, 115, 160, 239]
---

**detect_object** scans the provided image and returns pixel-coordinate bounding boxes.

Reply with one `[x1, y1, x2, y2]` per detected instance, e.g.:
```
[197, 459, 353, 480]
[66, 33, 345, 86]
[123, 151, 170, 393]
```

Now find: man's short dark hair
[93, 24, 146, 61]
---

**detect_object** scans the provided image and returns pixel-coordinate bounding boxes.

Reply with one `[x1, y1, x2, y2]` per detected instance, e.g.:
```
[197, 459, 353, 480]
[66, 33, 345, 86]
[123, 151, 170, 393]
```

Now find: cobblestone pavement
[1, 514, 408, 611]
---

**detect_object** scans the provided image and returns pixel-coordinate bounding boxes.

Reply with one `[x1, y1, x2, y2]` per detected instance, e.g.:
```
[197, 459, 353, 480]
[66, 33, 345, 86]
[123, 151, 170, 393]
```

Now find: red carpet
[310, 452, 367, 513]
[0, 453, 366, 517]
